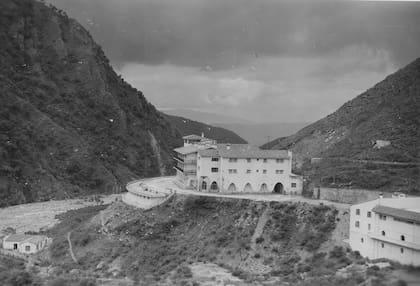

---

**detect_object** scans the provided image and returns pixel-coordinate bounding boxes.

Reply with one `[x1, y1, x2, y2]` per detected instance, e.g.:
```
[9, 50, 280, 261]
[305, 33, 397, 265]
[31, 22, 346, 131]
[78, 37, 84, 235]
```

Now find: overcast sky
[49, 0, 420, 123]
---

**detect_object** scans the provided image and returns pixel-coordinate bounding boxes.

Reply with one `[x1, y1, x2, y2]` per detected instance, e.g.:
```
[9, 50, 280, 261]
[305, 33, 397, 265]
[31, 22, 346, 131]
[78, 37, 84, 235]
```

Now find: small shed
[2, 234, 50, 254]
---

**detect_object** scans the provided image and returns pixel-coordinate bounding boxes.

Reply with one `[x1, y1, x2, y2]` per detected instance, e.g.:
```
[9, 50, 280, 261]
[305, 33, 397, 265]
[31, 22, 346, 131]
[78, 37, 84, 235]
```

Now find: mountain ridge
[263, 58, 420, 193]
[162, 113, 247, 144]
[0, 0, 182, 206]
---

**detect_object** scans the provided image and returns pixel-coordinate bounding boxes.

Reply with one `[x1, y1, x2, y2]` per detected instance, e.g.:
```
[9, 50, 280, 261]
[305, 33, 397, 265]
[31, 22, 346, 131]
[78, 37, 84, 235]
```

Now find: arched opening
[273, 182, 284, 194]
[201, 181, 207, 191]
[260, 183, 268, 192]
[210, 181, 219, 192]
[244, 183, 253, 192]
[228, 183, 237, 192]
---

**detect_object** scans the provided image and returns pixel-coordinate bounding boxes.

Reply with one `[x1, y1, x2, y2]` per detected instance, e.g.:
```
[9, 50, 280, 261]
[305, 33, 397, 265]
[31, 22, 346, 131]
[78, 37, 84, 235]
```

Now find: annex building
[174, 134, 302, 194]
[2, 234, 50, 254]
[349, 196, 420, 266]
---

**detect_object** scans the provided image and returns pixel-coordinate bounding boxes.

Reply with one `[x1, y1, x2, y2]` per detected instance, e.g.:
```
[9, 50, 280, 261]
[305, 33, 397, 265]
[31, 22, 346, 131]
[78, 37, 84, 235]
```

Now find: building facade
[174, 134, 303, 194]
[174, 135, 217, 189]
[349, 196, 420, 266]
[2, 234, 50, 254]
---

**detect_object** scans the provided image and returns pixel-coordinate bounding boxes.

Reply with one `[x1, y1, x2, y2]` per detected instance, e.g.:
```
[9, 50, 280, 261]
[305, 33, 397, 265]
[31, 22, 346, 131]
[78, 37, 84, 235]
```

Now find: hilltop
[263, 58, 420, 193]
[0, 0, 182, 207]
[162, 113, 247, 144]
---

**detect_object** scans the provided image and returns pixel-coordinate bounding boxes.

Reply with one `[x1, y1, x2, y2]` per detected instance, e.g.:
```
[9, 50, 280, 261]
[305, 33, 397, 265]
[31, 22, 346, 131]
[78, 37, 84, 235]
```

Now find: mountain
[214, 122, 309, 146]
[263, 58, 420, 193]
[162, 114, 247, 144]
[0, 0, 182, 207]
[160, 108, 252, 124]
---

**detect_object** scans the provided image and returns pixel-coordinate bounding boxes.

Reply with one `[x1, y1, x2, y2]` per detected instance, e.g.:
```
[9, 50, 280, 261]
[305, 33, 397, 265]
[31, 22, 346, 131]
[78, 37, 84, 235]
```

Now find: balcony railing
[174, 157, 196, 164]
[174, 156, 184, 163]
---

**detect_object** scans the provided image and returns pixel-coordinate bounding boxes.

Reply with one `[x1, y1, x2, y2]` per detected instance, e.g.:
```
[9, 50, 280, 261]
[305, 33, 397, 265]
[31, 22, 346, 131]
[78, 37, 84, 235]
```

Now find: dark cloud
[47, 0, 420, 123]
[48, 0, 420, 68]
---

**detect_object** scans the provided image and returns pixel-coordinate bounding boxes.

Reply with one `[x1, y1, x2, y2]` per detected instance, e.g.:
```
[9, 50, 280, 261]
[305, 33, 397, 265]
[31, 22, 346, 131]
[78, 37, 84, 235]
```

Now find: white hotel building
[349, 196, 420, 266]
[174, 134, 302, 194]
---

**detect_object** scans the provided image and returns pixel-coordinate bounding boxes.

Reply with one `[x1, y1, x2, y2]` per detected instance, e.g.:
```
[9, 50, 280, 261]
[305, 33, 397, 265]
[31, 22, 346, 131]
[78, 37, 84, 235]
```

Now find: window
[400, 248, 404, 254]
[379, 214, 387, 221]
[368, 224, 371, 231]
[381, 231, 386, 236]
[263, 169, 267, 174]
[401, 235, 405, 241]
[263, 159, 267, 163]
[275, 170, 284, 174]
[367, 211, 371, 218]
[355, 221, 360, 228]
[229, 158, 237, 163]
[381, 243, 385, 248]
[228, 169, 237, 174]
[211, 168, 218, 173]
[361, 238, 364, 243]
[356, 209, 360, 215]
[246, 169, 251, 174]
[291, 183, 296, 188]
[276, 159, 284, 163]
[247, 158, 251, 163]
[201, 181, 207, 190]
[25, 245, 30, 252]
[211, 157, 219, 162]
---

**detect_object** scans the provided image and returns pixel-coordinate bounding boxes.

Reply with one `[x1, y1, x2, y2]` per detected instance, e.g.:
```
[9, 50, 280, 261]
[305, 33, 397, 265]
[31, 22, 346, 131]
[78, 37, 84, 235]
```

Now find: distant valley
[161, 108, 308, 146]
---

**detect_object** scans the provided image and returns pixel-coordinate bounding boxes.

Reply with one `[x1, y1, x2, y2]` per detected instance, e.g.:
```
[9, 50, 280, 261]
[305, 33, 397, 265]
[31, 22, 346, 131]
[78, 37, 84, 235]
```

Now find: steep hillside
[263, 58, 420, 193]
[162, 113, 247, 144]
[0, 0, 182, 207]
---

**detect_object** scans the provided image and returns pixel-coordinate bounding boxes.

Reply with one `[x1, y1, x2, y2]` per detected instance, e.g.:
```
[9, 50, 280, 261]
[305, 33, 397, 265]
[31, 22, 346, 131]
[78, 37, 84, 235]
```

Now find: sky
[49, 0, 420, 123]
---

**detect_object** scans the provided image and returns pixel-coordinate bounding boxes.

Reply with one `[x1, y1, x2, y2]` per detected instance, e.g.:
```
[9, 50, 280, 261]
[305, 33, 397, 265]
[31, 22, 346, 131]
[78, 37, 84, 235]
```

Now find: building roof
[372, 205, 420, 224]
[198, 144, 289, 159]
[174, 145, 200, 155]
[4, 234, 48, 244]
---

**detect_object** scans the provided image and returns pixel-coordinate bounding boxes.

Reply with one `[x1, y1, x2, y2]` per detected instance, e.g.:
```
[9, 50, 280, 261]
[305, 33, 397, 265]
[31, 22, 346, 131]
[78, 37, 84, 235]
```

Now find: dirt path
[251, 206, 270, 251]
[66, 232, 78, 264]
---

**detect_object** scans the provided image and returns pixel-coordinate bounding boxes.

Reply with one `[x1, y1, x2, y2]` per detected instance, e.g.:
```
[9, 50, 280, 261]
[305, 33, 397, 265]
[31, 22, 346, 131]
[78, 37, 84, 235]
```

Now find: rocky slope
[0, 0, 182, 207]
[263, 58, 420, 193]
[162, 113, 247, 144]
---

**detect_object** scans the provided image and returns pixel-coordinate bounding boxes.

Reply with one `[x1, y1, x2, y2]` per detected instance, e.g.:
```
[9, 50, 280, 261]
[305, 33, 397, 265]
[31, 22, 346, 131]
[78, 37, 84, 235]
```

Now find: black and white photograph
[0, 0, 419, 285]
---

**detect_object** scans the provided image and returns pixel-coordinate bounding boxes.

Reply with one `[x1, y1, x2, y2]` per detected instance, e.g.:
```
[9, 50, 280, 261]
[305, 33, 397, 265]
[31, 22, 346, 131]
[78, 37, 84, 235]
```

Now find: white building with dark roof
[173, 134, 302, 194]
[349, 196, 420, 266]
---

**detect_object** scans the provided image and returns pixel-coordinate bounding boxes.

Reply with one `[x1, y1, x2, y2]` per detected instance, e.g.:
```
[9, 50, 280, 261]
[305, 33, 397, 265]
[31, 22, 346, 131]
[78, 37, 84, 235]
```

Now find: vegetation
[0, 0, 183, 207]
[162, 113, 247, 144]
[0, 256, 40, 286]
[263, 58, 420, 193]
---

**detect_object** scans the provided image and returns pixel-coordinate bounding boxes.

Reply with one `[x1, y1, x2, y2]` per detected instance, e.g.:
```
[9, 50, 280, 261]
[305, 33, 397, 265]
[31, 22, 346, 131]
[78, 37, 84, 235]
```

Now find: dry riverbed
[0, 194, 120, 234]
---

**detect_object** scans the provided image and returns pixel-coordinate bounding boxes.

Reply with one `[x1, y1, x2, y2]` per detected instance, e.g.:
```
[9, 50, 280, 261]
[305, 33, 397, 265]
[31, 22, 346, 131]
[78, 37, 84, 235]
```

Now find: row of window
[222, 169, 285, 174]
[354, 222, 407, 241]
[355, 209, 372, 218]
[227, 158, 285, 163]
[359, 238, 406, 253]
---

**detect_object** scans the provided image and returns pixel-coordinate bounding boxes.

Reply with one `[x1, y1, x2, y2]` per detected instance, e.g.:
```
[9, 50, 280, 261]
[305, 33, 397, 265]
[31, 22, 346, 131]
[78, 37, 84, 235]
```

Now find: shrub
[255, 237, 264, 244]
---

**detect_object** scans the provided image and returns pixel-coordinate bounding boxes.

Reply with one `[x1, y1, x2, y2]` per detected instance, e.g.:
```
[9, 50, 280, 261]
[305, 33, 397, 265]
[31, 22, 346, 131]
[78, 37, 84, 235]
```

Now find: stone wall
[313, 187, 388, 204]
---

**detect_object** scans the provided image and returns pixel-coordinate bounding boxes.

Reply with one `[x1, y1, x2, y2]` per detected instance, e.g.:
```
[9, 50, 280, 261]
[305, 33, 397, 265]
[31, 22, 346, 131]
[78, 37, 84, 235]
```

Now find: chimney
[379, 193, 383, 205]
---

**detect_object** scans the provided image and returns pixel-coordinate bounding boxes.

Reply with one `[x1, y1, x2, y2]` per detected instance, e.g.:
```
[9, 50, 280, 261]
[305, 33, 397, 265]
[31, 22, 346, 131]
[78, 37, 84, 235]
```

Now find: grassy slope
[263, 58, 420, 193]
[162, 113, 248, 144]
[0, 0, 182, 207]
[41, 196, 380, 286]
